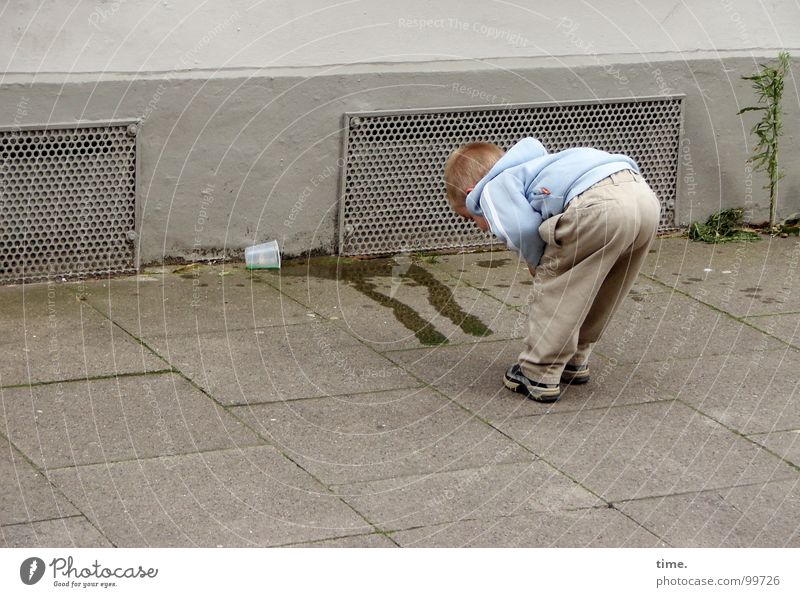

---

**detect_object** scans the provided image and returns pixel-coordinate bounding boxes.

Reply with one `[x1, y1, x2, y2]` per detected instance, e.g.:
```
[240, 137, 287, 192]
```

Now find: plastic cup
[245, 240, 281, 269]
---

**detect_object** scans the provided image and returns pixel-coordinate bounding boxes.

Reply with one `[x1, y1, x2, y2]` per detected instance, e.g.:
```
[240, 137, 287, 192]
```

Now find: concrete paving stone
[231, 387, 531, 486]
[432, 251, 666, 308]
[47, 445, 372, 547]
[748, 430, 800, 467]
[79, 264, 311, 340]
[390, 508, 665, 547]
[643, 236, 800, 317]
[0, 373, 263, 469]
[0, 291, 166, 386]
[286, 533, 396, 547]
[743, 312, 800, 348]
[266, 258, 392, 321]
[272, 257, 523, 351]
[1, 516, 112, 548]
[617, 479, 800, 547]
[148, 323, 416, 406]
[0, 282, 88, 344]
[638, 350, 800, 435]
[427, 251, 535, 307]
[593, 291, 783, 364]
[333, 461, 602, 531]
[363, 273, 524, 350]
[3, 241, 796, 548]
[262, 263, 341, 317]
[497, 401, 797, 502]
[386, 341, 673, 423]
[0, 436, 78, 526]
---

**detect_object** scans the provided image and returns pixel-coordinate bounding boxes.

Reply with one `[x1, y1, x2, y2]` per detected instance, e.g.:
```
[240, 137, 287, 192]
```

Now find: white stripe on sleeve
[482, 186, 519, 252]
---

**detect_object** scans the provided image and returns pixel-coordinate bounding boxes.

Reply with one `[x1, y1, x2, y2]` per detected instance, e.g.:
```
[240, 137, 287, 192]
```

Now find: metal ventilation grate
[1, 122, 137, 284]
[339, 96, 683, 256]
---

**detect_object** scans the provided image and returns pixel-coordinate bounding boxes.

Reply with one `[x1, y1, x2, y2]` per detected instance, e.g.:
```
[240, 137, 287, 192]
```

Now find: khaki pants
[520, 169, 660, 384]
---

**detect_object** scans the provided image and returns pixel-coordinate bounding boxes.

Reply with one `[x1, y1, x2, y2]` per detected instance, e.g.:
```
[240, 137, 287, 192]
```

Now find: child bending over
[444, 138, 660, 402]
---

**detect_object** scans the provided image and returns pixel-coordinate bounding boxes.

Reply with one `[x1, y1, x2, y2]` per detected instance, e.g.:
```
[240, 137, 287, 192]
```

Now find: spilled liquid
[477, 258, 511, 269]
[279, 257, 492, 345]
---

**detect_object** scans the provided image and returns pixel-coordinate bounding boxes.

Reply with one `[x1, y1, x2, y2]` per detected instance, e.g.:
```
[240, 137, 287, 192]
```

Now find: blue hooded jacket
[465, 138, 639, 267]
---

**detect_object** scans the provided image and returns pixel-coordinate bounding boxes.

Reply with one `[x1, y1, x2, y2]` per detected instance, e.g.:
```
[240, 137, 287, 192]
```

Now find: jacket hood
[465, 137, 548, 217]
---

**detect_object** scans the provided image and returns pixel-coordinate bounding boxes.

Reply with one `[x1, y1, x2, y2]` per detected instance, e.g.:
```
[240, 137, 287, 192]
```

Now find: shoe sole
[503, 376, 561, 403]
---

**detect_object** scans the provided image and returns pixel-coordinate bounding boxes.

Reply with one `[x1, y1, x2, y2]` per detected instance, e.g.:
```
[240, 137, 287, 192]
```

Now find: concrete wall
[3, 2, 799, 262]
[5, 1, 799, 71]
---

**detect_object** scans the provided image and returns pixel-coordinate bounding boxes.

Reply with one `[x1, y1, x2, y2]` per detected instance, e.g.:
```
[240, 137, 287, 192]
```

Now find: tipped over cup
[245, 240, 281, 269]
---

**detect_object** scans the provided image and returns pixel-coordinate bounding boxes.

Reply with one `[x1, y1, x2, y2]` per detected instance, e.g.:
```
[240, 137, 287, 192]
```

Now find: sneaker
[561, 363, 590, 385]
[503, 364, 561, 402]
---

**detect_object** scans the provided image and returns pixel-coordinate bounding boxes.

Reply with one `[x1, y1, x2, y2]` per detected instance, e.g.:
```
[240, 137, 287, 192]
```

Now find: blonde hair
[443, 142, 504, 208]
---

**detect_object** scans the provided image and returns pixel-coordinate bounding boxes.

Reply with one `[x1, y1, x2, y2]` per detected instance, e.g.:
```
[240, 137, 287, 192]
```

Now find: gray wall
[3, 2, 799, 262]
[5, 1, 798, 71]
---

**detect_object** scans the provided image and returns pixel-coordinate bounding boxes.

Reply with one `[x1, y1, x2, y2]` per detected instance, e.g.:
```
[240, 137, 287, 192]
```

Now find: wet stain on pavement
[280, 257, 492, 345]
[477, 258, 510, 269]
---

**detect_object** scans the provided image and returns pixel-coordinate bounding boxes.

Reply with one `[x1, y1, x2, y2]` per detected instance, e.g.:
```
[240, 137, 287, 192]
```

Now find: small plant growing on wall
[737, 52, 791, 230]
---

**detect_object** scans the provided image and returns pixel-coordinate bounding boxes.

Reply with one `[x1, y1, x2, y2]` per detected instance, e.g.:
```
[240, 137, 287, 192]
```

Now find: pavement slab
[496, 401, 797, 502]
[386, 341, 673, 423]
[1, 516, 112, 548]
[231, 387, 531, 486]
[147, 323, 416, 406]
[46, 445, 373, 547]
[592, 291, 784, 364]
[271, 257, 523, 351]
[632, 349, 800, 435]
[0, 291, 166, 386]
[644, 237, 800, 317]
[748, 430, 800, 467]
[743, 312, 800, 348]
[390, 508, 664, 547]
[617, 479, 800, 547]
[286, 533, 396, 548]
[79, 264, 312, 340]
[0, 373, 263, 469]
[427, 251, 534, 307]
[356, 273, 524, 351]
[0, 436, 78, 526]
[333, 461, 602, 531]
[430, 250, 665, 307]
[1, 282, 87, 344]
[3, 242, 799, 547]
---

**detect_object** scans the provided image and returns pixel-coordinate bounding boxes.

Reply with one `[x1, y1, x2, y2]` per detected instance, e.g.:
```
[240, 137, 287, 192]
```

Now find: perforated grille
[339, 97, 683, 256]
[1, 123, 137, 284]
